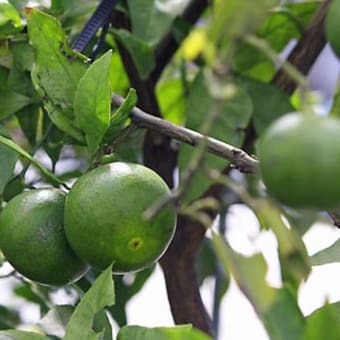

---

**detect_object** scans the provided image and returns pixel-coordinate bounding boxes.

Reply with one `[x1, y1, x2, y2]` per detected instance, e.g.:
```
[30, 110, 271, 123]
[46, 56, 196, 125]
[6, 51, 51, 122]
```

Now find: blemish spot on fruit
[128, 238, 143, 251]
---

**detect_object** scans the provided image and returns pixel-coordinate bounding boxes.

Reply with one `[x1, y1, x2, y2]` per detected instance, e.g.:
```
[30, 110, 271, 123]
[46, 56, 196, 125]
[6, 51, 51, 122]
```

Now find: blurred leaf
[178, 70, 252, 202]
[241, 77, 293, 134]
[211, 232, 275, 314]
[253, 199, 310, 288]
[325, 0, 340, 59]
[127, 0, 189, 46]
[196, 237, 230, 302]
[7, 66, 40, 103]
[39, 305, 74, 339]
[104, 88, 137, 144]
[41, 113, 64, 166]
[0, 66, 9, 89]
[37, 91, 84, 143]
[15, 104, 40, 146]
[0, 89, 32, 120]
[109, 50, 130, 95]
[157, 78, 186, 125]
[109, 267, 154, 327]
[330, 80, 340, 118]
[64, 266, 115, 340]
[74, 50, 112, 155]
[0, 137, 18, 195]
[93, 310, 113, 340]
[209, 0, 275, 42]
[14, 283, 50, 315]
[282, 208, 317, 236]
[113, 29, 155, 80]
[311, 239, 340, 266]
[303, 303, 340, 340]
[8, 0, 26, 12]
[3, 176, 24, 202]
[117, 324, 213, 340]
[0, 1, 22, 39]
[262, 286, 305, 340]
[115, 128, 145, 163]
[233, 2, 319, 80]
[0, 135, 63, 186]
[26, 8, 88, 141]
[10, 41, 35, 72]
[0, 305, 20, 330]
[0, 330, 50, 340]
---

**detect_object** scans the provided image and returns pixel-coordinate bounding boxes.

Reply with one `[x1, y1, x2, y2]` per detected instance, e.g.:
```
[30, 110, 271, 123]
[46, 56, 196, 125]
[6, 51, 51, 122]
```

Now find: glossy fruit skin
[64, 162, 177, 274]
[258, 112, 340, 210]
[0, 189, 89, 286]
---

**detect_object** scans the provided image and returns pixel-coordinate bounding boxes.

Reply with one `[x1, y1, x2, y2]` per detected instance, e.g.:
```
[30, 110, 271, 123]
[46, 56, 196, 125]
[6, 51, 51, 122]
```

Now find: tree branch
[271, 0, 330, 95]
[150, 0, 209, 83]
[112, 94, 258, 174]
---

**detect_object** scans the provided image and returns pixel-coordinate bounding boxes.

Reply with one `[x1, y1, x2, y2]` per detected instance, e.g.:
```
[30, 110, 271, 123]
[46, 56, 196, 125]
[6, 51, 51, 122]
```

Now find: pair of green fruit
[0, 162, 176, 286]
[259, 112, 340, 210]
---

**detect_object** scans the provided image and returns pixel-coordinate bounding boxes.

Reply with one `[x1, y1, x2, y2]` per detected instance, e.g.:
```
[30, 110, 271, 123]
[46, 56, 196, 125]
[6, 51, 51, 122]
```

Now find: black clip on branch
[71, 0, 119, 59]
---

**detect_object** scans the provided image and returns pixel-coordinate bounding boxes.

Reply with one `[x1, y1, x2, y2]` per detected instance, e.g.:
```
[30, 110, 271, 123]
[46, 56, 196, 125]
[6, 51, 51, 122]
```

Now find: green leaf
[233, 2, 319, 80]
[282, 208, 317, 236]
[15, 104, 40, 146]
[113, 29, 155, 80]
[0, 305, 20, 330]
[93, 310, 113, 340]
[325, 0, 340, 58]
[104, 88, 137, 143]
[253, 199, 310, 288]
[26, 8, 88, 140]
[127, 0, 189, 46]
[117, 324, 213, 340]
[0, 330, 50, 340]
[0, 1, 22, 39]
[209, 0, 275, 42]
[241, 77, 294, 134]
[310, 239, 340, 266]
[303, 303, 340, 340]
[109, 49, 130, 95]
[74, 50, 112, 155]
[262, 287, 305, 340]
[156, 78, 186, 125]
[64, 266, 115, 340]
[10, 41, 35, 72]
[0, 135, 64, 186]
[0, 89, 32, 120]
[14, 283, 50, 315]
[211, 232, 276, 314]
[178, 70, 252, 202]
[196, 237, 230, 302]
[0, 144, 18, 195]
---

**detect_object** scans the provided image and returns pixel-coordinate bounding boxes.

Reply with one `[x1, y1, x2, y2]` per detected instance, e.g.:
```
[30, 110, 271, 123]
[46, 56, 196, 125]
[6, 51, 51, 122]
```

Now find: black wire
[71, 0, 119, 53]
[89, 20, 110, 61]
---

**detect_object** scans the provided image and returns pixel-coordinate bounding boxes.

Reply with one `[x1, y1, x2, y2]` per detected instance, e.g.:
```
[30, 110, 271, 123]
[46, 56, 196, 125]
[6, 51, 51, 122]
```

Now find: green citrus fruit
[0, 189, 89, 286]
[64, 162, 176, 274]
[326, 0, 340, 58]
[258, 112, 340, 210]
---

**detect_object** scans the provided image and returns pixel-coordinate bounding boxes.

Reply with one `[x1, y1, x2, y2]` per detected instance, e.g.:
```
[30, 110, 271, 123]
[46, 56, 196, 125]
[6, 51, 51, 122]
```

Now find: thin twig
[111, 94, 259, 174]
[0, 270, 15, 279]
